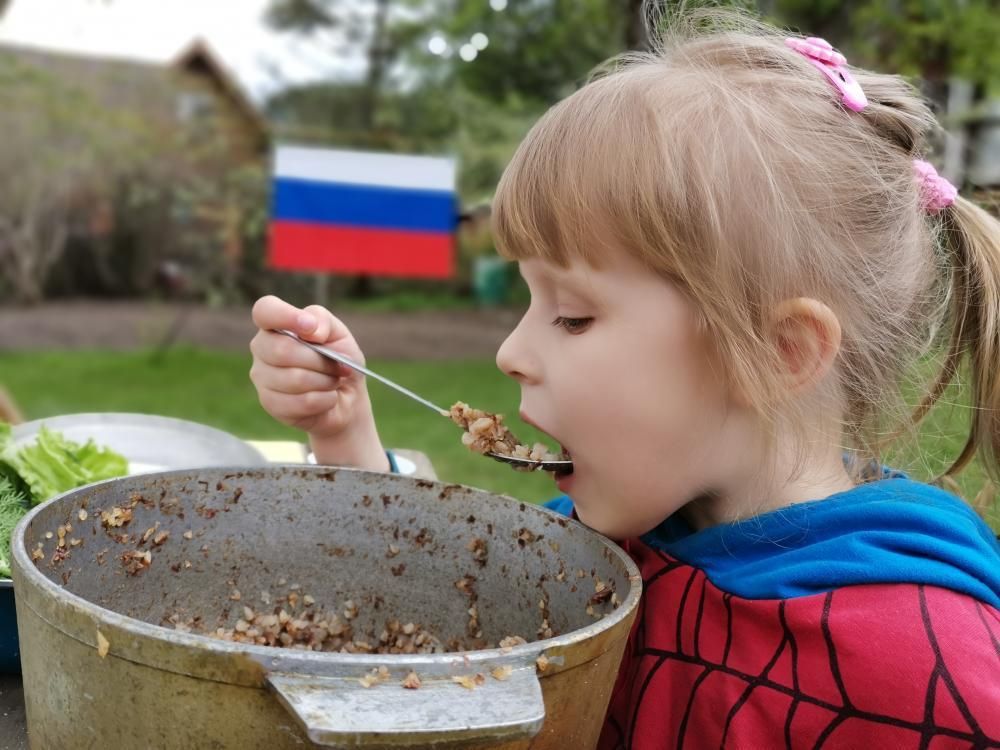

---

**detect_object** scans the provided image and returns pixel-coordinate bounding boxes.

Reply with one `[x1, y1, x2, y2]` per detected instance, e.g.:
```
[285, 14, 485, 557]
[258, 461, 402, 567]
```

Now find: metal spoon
[273, 329, 574, 475]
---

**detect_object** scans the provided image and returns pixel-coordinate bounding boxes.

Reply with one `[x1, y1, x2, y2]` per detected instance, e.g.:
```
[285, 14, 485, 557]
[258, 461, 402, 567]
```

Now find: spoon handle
[273, 329, 451, 417]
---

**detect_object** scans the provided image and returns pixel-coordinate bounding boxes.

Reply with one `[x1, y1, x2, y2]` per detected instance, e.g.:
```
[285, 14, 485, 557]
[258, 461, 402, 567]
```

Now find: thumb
[299, 304, 347, 346]
[294, 309, 321, 337]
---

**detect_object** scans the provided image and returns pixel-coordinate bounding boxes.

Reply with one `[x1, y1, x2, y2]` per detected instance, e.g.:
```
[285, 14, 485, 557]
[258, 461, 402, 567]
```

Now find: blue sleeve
[544, 495, 574, 517]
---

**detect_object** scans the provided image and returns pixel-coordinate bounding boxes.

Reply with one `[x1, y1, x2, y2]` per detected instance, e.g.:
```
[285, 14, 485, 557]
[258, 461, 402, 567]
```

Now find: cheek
[595, 344, 725, 449]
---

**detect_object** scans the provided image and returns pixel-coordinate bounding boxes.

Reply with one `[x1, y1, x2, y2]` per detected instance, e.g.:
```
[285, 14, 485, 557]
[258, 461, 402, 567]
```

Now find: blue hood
[549, 478, 1000, 608]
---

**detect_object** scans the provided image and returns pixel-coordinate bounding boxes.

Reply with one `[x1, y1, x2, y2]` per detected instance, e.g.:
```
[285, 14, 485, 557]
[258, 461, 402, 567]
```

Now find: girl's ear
[767, 298, 842, 394]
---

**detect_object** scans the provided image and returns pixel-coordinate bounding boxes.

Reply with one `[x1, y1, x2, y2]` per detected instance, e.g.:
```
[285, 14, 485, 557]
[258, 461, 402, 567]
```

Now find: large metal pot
[12, 466, 640, 748]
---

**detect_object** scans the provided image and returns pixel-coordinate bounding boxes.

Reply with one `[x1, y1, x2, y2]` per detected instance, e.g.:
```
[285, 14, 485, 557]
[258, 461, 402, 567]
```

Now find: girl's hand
[249, 295, 389, 472]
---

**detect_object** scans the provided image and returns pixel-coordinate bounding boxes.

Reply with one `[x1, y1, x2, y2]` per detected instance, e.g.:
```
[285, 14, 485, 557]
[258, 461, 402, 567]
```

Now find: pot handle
[268, 666, 545, 747]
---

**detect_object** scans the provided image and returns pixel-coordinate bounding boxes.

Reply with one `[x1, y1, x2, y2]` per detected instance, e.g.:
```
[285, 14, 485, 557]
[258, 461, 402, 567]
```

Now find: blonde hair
[492, 10, 1000, 485]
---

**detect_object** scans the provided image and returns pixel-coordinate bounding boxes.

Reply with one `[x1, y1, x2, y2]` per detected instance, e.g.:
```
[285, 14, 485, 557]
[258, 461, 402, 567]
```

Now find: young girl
[250, 13, 1000, 748]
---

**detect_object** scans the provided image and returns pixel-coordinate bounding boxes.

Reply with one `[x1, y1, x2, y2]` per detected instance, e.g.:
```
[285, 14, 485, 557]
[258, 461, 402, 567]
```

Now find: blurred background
[0, 0, 997, 521]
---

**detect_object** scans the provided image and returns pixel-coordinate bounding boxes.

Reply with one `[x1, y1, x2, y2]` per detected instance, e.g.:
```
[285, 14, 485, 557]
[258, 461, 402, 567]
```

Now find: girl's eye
[552, 316, 593, 334]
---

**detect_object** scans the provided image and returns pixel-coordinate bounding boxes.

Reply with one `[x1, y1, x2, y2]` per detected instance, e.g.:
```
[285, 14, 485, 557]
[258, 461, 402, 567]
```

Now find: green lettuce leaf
[0, 423, 127, 578]
[1, 425, 128, 505]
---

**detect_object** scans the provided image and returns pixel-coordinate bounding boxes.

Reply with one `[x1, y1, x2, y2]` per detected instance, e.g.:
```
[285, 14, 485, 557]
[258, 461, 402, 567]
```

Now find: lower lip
[554, 470, 575, 494]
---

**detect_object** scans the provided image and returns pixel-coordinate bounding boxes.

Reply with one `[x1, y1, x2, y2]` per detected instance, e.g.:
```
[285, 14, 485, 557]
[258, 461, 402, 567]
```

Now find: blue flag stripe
[272, 178, 457, 234]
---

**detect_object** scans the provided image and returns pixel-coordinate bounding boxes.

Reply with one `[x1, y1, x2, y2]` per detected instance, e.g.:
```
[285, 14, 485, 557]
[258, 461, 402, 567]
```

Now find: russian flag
[268, 145, 457, 278]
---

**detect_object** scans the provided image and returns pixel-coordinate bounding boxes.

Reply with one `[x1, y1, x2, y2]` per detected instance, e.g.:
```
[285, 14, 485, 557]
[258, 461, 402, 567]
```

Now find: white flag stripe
[274, 145, 456, 192]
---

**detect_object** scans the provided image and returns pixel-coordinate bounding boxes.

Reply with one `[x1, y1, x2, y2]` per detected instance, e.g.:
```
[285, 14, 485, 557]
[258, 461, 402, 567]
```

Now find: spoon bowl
[485, 452, 574, 475]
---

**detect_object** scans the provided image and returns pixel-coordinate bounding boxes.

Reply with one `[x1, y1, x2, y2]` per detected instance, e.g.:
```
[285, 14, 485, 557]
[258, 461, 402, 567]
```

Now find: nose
[496, 313, 538, 384]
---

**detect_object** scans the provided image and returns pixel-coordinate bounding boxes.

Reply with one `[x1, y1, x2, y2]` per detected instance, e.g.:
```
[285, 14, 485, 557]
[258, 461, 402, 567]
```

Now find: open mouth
[517, 412, 573, 474]
[554, 445, 573, 475]
[539, 443, 572, 476]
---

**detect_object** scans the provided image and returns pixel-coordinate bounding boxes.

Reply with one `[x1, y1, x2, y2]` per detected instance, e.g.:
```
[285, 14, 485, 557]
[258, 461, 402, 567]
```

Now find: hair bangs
[492, 73, 669, 270]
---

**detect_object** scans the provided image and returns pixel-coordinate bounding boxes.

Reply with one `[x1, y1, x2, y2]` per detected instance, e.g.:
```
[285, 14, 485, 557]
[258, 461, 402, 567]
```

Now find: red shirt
[600, 538, 1000, 749]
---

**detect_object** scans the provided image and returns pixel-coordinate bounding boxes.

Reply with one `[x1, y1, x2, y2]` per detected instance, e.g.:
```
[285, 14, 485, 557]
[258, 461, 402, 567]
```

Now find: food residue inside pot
[34, 489, 625, 668]
[171, 597, 448, 653]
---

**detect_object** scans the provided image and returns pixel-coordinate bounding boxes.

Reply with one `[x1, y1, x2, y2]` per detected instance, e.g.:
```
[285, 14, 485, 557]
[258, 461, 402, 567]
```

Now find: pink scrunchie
[913, 159, 957, 215]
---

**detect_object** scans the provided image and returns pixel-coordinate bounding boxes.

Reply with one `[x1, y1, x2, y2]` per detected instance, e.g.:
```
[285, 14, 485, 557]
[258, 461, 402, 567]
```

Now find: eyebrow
[518, 260, 608, 311]
[553, 266, 603, 300]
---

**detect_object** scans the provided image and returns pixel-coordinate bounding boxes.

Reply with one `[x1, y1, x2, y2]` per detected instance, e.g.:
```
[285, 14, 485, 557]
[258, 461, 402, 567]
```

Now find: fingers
[251, 329, 352, 377]
[251, 296, 364, 360]
[250, 363, 339, 396]
[256, 388, 341, 424]
[299, 304, 360, 355]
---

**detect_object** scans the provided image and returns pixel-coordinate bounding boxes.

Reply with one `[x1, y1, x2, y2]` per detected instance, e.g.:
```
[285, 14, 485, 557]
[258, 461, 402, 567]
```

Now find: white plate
[10, 413, 267, 475]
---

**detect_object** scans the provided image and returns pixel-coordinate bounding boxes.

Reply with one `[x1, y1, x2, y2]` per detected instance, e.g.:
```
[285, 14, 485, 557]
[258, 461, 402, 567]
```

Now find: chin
[573, 507, 637, 542]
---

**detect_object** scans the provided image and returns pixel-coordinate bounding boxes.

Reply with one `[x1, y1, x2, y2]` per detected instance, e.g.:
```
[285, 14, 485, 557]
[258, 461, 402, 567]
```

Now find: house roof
[171, 39, 269, 142]
[0, 38, 267, 145]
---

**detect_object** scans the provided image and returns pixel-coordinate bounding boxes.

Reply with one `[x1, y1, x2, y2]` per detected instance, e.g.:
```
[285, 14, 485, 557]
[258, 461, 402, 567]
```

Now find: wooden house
[0, 38, 267, 164]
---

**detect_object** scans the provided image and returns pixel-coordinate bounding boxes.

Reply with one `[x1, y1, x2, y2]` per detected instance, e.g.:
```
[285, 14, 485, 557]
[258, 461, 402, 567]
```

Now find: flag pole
[314, 273, 329, 308]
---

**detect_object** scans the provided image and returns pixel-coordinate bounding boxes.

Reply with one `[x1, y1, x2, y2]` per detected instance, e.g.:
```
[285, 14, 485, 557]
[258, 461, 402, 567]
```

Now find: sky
[0, 0, 364, 101]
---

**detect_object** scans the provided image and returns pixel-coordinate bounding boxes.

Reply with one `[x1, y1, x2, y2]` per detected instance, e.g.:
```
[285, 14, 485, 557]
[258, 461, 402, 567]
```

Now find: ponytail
[916, 197, 1000, 481]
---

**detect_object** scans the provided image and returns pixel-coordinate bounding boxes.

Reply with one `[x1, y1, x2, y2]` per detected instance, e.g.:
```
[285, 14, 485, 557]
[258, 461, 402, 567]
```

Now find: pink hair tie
[785, 36, 868, 112]
[913, 159, 957, 214]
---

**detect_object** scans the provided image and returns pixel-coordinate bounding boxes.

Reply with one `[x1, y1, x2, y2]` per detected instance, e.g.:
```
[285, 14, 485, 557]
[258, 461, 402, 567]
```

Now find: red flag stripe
[269, 221, 453, 278]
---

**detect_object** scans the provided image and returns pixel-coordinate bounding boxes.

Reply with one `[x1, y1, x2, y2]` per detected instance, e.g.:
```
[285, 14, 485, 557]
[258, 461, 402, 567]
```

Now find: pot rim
[12, 466, 642, 682]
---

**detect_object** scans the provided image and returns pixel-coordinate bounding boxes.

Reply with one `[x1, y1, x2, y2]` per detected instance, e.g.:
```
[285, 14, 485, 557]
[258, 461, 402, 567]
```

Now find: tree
[0, 55, 150, 303]
[266, 0, 636, 123]
[773, 0, 1000, 90]
[268, 79, 459, 149]
[265, 0, 399, 131]
[0, 47, 272, 304]
[403, 0, 625, 106]
[852, 0, 999, 89]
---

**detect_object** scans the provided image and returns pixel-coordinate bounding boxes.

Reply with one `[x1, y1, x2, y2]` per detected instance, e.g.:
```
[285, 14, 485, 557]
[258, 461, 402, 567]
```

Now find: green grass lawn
[1, 347, 996, 529]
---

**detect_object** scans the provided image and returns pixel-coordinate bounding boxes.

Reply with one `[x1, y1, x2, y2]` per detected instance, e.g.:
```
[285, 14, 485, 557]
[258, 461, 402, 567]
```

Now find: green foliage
[265, 0, 396, 130]
[774, 0, 1000, 89]
[0, 476, 29, 579]
[263, 0, 624, 197]
[268, 81, 460, 148]
[265, 0, 625, 108]
[403, 0, 625, 105]
[451, 89, 544, 203]
[852, 0, 1000, 88]
[0, 57, 126, 170]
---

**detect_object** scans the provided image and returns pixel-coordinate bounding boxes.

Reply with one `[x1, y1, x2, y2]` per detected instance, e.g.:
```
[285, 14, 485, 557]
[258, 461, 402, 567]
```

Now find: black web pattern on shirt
[612, 555, 1000, 750]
